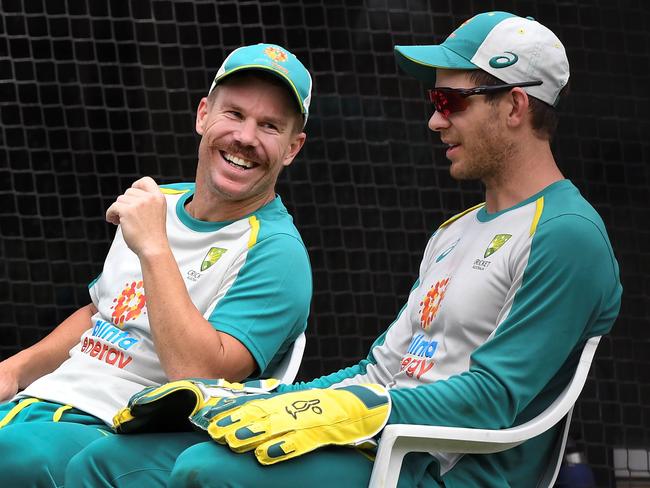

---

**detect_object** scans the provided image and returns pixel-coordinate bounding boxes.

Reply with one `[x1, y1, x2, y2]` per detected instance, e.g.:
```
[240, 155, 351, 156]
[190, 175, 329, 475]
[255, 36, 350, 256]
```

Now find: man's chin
[449, 165, 479, 182]
[448, 161, 465, 180]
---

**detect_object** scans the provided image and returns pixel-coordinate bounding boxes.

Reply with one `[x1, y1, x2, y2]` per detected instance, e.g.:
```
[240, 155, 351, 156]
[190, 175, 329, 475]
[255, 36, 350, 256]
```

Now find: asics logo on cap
[489, 51, 518, 68]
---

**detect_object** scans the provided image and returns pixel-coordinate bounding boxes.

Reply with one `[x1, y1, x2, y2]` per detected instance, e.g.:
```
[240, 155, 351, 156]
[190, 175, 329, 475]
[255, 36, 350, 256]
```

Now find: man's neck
[483, 139, 564, 213]
[186, 189, 274, 223]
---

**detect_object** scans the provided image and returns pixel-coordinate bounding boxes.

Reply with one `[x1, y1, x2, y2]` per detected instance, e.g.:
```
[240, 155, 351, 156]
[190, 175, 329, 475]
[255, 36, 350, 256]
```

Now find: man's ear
[282, 132, 307, 168]
[506, 88, 530, 129]
[195, 97, 209, 135]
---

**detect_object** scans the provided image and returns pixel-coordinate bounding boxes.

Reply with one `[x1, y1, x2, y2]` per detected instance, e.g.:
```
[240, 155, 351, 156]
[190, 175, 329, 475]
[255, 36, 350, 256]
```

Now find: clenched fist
[106, 177, 168, 257]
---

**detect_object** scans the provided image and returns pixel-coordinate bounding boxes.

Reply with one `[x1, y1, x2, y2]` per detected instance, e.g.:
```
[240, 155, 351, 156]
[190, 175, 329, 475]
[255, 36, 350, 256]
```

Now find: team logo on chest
[473, 233, 512, 271]
[187, 247, 228, 282]
[201, 247, 228, 271]
[484, 234, 512, 258]
[419, 277, 451, 330]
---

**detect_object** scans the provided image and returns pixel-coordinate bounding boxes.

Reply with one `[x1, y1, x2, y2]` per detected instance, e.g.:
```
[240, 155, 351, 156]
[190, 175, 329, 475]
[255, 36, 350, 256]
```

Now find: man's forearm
[106, 177, 255, 381]
[138, 248, 254, 381]
[1, 303, 95, 389]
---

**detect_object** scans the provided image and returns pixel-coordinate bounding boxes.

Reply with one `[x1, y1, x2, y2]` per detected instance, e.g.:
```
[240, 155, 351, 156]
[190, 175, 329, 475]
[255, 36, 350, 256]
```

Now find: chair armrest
[369, 336, 601, 488]
[379, 423, 528, 455]
[369, 423, 530, 488]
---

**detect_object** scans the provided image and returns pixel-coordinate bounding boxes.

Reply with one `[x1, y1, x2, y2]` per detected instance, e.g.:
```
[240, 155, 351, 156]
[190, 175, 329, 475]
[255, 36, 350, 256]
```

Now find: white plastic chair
[268, 332, 306, 384]
[369, 336, 602, 488]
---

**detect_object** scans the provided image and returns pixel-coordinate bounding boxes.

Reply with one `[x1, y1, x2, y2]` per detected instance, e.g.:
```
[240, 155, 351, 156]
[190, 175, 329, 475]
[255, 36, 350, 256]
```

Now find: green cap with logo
[394, 11, 569, 106]
[209, 43, 312, 126]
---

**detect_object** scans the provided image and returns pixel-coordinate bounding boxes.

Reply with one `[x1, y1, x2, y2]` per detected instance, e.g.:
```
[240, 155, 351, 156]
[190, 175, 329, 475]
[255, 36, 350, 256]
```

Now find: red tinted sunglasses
[428, 81, 543, 117]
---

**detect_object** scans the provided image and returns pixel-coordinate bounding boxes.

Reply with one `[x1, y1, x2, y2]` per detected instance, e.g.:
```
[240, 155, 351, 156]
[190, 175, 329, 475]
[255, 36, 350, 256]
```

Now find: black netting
[1, 1, 649, 485]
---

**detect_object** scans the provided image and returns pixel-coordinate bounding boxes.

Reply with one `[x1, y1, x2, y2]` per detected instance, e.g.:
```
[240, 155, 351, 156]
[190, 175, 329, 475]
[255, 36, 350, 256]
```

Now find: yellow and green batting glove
[203, 384, 391, 465]
[112, 378, 280, 434]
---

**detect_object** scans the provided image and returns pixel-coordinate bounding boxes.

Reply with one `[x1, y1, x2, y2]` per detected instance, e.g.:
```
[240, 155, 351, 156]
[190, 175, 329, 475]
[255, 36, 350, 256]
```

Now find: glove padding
[112, 378, 280, 434]
[199, 383, 391, 465]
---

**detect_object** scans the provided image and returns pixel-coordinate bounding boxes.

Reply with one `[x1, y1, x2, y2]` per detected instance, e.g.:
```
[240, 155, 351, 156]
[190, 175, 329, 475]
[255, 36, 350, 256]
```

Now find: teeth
[224, 153, 254, 169]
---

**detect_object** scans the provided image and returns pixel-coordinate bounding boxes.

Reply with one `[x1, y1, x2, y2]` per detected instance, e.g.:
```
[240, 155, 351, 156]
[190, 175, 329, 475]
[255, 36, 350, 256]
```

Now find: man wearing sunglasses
[72, 12, 621, 488]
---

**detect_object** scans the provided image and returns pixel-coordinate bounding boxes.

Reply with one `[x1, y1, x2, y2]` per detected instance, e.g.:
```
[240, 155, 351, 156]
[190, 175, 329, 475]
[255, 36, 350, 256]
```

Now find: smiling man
[0, 43, 313, 487]
[107, 13, 620, 488]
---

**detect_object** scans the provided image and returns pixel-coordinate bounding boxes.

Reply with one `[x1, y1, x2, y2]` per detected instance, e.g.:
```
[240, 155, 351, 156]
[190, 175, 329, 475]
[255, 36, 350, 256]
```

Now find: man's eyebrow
[222, 101, 289, 129]
[220, 100, 244, 113]
[261, 114, 289, 129]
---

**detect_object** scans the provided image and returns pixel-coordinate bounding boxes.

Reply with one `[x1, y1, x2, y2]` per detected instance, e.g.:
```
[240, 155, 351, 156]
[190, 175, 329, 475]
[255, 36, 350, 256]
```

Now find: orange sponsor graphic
[264, 46, 288, 62]
[419, 277, 450, 330]
[111, 281, 146, 327]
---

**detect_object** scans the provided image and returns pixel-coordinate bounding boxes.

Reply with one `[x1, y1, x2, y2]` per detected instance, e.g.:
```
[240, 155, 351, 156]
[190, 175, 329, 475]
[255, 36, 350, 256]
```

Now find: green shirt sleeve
[208, 234, 312, 377]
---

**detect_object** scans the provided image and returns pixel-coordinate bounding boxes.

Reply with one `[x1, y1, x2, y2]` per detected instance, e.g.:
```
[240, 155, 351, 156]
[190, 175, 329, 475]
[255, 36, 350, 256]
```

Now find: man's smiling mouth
[222, 152, 257, 170]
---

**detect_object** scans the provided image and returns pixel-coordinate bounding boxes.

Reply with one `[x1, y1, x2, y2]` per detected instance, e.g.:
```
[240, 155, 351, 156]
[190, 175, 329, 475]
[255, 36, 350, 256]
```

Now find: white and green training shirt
[19, 183, 312, 425]
[282, 180, 621, 486]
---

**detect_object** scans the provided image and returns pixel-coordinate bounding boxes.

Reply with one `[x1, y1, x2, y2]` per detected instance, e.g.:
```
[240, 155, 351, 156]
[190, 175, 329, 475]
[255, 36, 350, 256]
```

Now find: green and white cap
[394, 11, 569, 106]
[209, 43, 312, 126]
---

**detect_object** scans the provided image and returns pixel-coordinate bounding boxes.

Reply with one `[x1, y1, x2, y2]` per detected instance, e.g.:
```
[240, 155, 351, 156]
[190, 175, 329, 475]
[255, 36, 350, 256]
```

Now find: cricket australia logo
[286, 399, 322, 419]
[201, 247, 227, 271]
[484, 234, 512, 258]
[473, 234, 512, 271]
[264, 46, 288, 63]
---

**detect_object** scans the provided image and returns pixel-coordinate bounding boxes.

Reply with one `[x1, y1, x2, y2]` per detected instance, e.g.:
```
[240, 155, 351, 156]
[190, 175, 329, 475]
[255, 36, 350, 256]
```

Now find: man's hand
[105, 177, 168, 256]
[202, 384, 391, 465]
[0, 304, 96, 403]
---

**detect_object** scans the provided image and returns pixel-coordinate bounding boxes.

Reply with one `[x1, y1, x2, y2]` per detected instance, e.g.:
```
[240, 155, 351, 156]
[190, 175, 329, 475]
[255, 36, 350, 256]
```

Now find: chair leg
[369, 437, 406, 488]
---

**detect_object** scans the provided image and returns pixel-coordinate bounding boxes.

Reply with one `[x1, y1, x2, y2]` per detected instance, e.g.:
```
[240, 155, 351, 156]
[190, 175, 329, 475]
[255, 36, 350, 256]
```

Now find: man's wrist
[135, 242, 173, 262]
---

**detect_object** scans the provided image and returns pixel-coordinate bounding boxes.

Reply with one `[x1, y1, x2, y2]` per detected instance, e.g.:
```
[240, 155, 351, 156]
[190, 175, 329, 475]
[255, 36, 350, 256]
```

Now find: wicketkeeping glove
[199, 383, 391, 465]
[112, 378, 280, 434]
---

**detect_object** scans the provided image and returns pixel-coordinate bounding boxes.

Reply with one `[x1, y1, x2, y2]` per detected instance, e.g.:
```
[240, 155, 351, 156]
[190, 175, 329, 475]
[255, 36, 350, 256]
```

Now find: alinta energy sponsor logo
[80, 319, 140, 369]
[400, 334, 438, 379]
[419, 277, 451, 330]
[111, 281, 146, 327]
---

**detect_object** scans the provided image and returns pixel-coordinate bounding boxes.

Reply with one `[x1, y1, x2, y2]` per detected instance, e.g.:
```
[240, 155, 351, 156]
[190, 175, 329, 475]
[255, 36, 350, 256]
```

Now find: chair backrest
[532, 336, 601, 487]
[369, 336, 601, 488]
[483, 335, 601, 447]
[268, 332, 306, 384]
[536, 405, 575, 488]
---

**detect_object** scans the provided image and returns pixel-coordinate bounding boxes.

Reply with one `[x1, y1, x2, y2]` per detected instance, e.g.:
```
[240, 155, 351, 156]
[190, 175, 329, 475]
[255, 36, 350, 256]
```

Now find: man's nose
[428, 111, 450, 132]
[234, 118, 259, 147]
